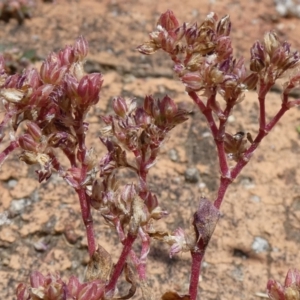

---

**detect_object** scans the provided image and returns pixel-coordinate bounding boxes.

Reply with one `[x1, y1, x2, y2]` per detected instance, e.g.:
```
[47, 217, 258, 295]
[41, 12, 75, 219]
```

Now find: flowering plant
[0, 9, 300, 300]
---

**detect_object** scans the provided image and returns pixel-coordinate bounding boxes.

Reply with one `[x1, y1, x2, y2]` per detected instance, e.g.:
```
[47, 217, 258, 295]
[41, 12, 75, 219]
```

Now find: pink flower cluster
[16, 271, 105, 300]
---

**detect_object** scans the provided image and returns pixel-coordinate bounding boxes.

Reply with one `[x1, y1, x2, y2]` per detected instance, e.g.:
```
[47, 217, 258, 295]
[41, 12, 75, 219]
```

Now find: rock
[184, 167, 200, 183]
[168, 149, 179, 162]
[251, 237, 270, 253]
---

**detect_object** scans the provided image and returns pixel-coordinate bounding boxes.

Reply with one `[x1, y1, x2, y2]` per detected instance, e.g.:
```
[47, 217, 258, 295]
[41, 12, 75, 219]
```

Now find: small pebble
[7, 179, 18, 189]
[185, 167, 200, 183]
[251, 237, 269, 253]
[9, 199, 29, 217]
[169, 149, 179, 162]
[250, 195, 261, 203]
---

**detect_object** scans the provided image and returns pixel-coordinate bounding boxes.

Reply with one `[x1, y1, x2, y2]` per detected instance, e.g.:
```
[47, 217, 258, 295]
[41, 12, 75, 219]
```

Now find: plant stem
[105, 233, 137, 294]
[213, 177, 232, 209]
[76, 188, 96, 256]
[0, 140, 19, 166]
[189, 249, 205, 300]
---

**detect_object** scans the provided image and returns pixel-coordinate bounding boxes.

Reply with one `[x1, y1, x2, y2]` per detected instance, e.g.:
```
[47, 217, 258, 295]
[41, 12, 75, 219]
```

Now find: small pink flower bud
[282, 51, 300, 72]
[134, 107, 151, 127]
[77, 73, 103, 107]
[74, 36, 89, 61]
[16, 283, 30, 300]
[29, 84, 54, 106]
[250, 41, 265, 62]
[59, 45, 75, 66]
[159, 95, 178, 119]
[151, 99, 161, 119]
[26, 122, 42, 141]
[285, 269, 300, 288]
[46, 284, 64, 299]
[67, 276, 81, 298]
[157, 10, 179, 31]
[144, 192, 158, 212]
[78, 282, 97, 300]
[216, 36, 233, 59]
[271, 46, 287, 67]
[134, 107, 151, 128]
[143, 95, 155, 115]
[30, 271, 45, 288]
[19, 134, 38, 152]
[113, 96, 127, 117]
[64, 73, 79, 99]
[267, 279, 285, 300]
[181, 72, 202, 91]
[40, 59, 67, 85]
[25, 68, 41, 90]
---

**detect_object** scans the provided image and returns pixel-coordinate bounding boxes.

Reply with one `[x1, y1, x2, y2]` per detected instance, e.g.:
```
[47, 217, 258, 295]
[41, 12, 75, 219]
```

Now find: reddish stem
[105, 233, 137, 294]
[189, 251, 205, 300]
[214, 176, 232, 209]
[0, 140, 19, 166]
[188, 91, 230, 177]
[187, 87, 290, 300]
[76, 188, 96, 256]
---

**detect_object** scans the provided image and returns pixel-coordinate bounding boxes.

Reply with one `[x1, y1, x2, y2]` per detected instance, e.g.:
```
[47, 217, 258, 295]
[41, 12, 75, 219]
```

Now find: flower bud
[19, 134, 37, 152]
[77, 73, 103, 107]
[25, 68, 41, 90]
[26, 122, 42, 141]
[30, 271, 45, 289]
[134, 107, 151, 127]
[267, 279, 285, 300]
[78, 282, 104, 300]
[47, 284, 64, 299]
[113, 96, 127, 117]
[159, 95, 178, 119]
[67, 276, 81, 298]
[157, 10, 179, 31]
[74, 36, 89, 61]
[143, 95, 155, 115]
[16, 283, 30, 300]
[40, 58, 67, 85]
[216, 15, 231, 36]
[264, 31, 279, 56]
[181, 72, 202, 91]
[250, 41, 265, 62]
[250, 58, 265, 73]
[59, 45, 75, 66]
[285, 269, 300, 288]
[64, 73, 79, 99]
[243, 73, 258, 90]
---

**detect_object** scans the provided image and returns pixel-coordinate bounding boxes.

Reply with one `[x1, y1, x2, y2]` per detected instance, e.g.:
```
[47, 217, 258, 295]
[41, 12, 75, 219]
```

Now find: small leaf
[161, 291, 190, 300]
[193, 197, 220, 246]
[85, 245, 112, 281]
[115, 263, 137, 299]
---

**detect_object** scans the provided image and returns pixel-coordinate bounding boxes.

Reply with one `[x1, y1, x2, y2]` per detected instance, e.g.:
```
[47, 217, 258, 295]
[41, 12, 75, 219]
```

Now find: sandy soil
[1, 0, 300, 299]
